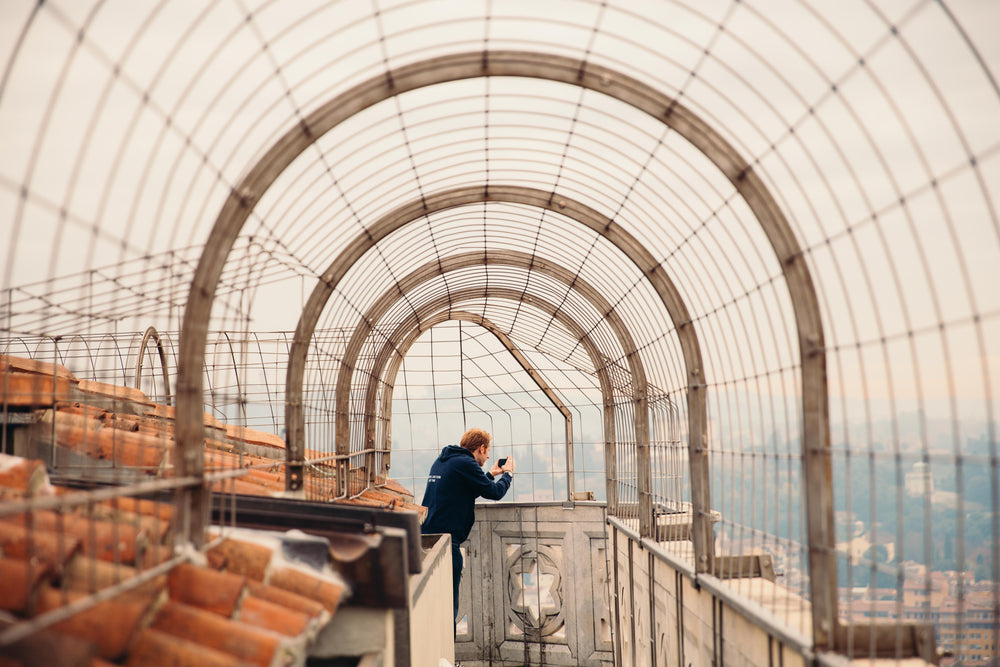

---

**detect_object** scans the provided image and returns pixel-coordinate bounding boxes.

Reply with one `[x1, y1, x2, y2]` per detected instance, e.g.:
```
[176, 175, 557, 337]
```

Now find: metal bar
[611, 522, 623, 667]
[135, 326, 172, 405]
[649, 549, 656, 667]
[628, 527, 637, 667]
[565, 413, 574, 501]
[304, 449, 385, 464]
[604, 395, 617, 516]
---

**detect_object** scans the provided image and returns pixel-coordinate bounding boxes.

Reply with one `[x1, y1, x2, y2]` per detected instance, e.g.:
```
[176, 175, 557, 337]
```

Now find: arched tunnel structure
[1, 2, 998, 666]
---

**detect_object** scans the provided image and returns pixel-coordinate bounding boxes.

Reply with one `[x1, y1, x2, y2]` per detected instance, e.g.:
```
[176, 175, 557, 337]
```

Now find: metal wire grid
[383, 320, 607, 505]
[0, 0, 997, 662]
[0, 330, 299, 430]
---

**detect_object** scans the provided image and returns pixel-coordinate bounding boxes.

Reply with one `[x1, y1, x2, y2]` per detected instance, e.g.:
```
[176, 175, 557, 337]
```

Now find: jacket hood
[438, 444, 473, 461]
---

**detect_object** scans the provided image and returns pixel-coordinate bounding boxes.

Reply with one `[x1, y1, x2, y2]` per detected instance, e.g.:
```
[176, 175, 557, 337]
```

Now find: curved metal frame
[178, 50, 831, 646]
[286, 186, 704, 552]
[135, 326, 173, 406]
[339, 250, 637, 502]
[369, 308, 614, 505]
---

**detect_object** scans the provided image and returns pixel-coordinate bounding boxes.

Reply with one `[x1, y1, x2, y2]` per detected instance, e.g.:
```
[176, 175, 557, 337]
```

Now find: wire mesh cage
[1, 0, 998, 665]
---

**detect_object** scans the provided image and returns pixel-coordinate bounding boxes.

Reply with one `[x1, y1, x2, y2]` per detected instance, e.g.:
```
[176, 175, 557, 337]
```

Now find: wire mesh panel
[384, 320, 609, 505]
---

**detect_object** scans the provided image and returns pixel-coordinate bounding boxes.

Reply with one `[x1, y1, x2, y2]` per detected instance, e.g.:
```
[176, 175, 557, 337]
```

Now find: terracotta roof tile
[237, 592, 312, 637]
[150, 600, 285, 667]
[0, 372, 75, 408]
[223, 424, 285, 450]
[127, 627, 256, 667]
[2, 509, 148, 565]
[167, 563, 245, 617]
[209, 478, 275, 498]
[0, 456, 49, 496]
[244, 580, 327, 619]
[206, 538, 272, 581]
[42, 422, 169, 472]
[84, 505, 171, 544]
[0, 520, 81, 571]
[0, 355, 428, 663]
[0, 355, 78, 382]
[0, 457, 357, 667]
[141, 403, 226, 432]
[0, 558, 51, 613]
[5, 353, 423, 513]
[267, 565, 345, 614]
[75, 380, 151, 406]
[243, 468, 286, 489]
[35, 585, 156, 661]
[97, 496, 173, 524]
[347, 468, 415, 501]
[55, 403, 109, 419]
[62, 555, 166, 596]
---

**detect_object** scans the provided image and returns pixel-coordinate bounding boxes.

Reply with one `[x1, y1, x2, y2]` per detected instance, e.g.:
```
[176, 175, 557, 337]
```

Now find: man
[420, 427, 515, 625]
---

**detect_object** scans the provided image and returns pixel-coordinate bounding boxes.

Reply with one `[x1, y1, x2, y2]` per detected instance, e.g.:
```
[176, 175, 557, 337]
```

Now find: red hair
[459, 428, 491, 452]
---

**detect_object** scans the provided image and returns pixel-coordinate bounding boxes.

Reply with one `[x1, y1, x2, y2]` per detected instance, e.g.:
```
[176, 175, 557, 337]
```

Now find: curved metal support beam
[351, 252, 626, 500]
[366, 308, 609, 504]
[335, 251, 642, 449]
[287, 187, 695, 542]
[135, 326, 172, 406]
[333, 251, 647, 500]
[181, 50, 829, 644]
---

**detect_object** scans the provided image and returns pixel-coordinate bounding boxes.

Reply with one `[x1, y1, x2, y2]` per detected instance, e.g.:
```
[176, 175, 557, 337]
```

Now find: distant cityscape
[373, 397, 1000, 663]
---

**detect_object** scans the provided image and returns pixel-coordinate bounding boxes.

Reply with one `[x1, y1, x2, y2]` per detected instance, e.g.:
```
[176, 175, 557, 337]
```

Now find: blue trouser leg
[451, 540, 463, 627]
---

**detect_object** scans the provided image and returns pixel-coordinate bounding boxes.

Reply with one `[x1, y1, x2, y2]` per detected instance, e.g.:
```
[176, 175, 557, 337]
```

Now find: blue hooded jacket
[420, 445, 512, 544]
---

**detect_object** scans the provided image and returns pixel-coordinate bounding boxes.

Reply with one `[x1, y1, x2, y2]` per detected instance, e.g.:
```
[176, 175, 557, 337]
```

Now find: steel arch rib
[367, 307, 614, 507]
[288, 191, 687, 545]
[178, 50, 832, 644]
[343, 252, 632, 505]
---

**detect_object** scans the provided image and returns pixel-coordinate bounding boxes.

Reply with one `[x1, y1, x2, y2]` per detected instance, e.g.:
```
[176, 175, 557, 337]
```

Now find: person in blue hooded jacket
[420, 427, 515, 626]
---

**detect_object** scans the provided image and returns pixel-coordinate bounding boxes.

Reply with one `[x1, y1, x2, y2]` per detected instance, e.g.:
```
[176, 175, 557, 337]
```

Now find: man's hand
[488, 462, 503, 477]
[500, 456, 515, 474]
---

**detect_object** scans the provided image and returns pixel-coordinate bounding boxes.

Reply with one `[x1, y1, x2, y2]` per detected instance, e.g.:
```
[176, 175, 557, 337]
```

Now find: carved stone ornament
[506, 545, 565, 637]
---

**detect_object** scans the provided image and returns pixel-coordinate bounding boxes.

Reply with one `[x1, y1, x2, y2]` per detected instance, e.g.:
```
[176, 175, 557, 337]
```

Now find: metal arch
[370, 291, 620, 499]
[135, 326, 173, 406]
[330, 251, 649, 506]
[284, 186, 703, 550]
[335, 250, 651, 472]
[352, 259, 623, 503]
[178, 49, 829, 641]
[364, 309, 599, 504]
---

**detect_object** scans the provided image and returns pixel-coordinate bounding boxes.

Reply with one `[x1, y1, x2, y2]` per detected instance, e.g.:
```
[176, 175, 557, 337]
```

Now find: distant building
[936, 591, 998, 666]
[840, 567, 998, 665]
[905, 461, 933, 497]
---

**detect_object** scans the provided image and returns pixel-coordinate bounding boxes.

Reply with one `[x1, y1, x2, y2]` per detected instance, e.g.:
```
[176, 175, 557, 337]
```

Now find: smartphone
[497, 457, 508, 467]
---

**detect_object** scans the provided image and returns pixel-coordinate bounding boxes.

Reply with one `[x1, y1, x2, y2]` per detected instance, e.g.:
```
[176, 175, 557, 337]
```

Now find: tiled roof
[1, 353, 426, 517]
[0, 453, 347, 666]
[0, 353, 428, 664]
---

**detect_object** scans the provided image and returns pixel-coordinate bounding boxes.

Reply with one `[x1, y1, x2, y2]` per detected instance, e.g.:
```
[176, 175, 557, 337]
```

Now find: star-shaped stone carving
[513, 559, 559, 627]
